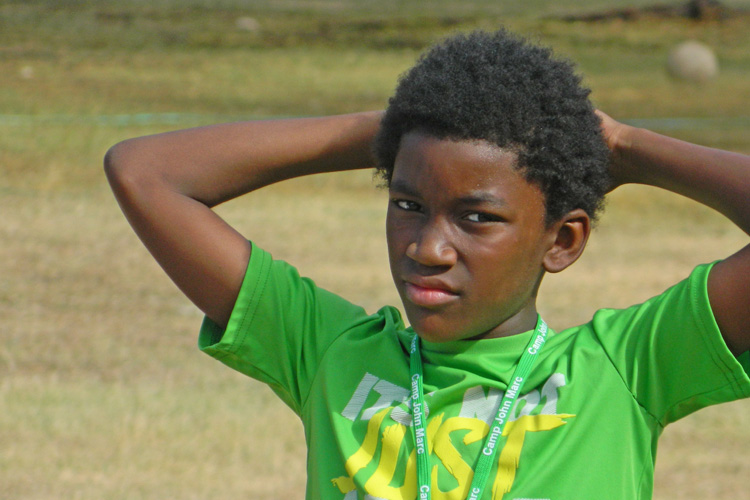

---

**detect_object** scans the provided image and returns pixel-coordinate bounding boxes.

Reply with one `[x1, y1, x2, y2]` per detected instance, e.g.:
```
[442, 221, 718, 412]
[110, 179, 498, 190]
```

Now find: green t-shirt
[200, 244, 750, 500]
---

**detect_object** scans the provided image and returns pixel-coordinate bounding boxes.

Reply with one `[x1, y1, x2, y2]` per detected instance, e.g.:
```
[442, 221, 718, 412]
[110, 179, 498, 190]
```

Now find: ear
[542, 209, 591, 274]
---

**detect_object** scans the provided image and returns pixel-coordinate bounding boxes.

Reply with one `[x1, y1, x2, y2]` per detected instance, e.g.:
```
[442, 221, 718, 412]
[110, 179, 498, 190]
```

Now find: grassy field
[1, 1, 749, 498]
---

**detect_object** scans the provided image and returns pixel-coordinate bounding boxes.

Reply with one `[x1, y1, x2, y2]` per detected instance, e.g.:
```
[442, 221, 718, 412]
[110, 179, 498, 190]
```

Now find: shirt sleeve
[198, 243, 372, 415]
[590, 262, 750, 426]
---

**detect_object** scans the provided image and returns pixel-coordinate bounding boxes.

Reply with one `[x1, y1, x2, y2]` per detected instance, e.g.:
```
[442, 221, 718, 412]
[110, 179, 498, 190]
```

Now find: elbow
[104, 140, 129, 191]
[104, 139, 137, 190]
[104, 138, 158, 200]
[103, 141, 123, 177]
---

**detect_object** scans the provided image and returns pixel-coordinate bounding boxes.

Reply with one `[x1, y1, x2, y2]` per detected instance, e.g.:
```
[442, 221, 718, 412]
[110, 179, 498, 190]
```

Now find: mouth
[402, 280, 459, 308]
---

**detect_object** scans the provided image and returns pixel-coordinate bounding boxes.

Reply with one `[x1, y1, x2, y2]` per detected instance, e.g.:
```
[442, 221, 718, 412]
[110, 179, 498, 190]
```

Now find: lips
[402, 279, 459, 308]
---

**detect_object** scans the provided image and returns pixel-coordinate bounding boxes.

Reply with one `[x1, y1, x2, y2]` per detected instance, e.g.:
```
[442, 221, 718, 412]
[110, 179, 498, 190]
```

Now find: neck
[470, 303, 539, 340]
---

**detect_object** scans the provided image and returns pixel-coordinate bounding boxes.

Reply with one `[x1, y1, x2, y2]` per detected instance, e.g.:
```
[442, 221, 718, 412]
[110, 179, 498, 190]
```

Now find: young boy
[105, 29, 749, 500]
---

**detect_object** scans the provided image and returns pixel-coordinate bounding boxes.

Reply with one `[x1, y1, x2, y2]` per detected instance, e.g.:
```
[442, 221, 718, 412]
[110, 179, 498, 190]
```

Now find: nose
[405, 218, 458, 268]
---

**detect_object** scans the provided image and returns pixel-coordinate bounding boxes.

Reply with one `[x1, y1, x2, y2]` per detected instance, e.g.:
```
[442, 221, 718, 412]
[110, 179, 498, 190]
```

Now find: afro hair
[374, 29, 611, 224]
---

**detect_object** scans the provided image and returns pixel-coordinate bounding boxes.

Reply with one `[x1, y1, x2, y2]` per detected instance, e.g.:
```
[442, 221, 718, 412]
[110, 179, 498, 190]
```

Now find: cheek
[385, 212, 413, 252]
[472, 235, 543, 285]
[385, 217, 407, 269]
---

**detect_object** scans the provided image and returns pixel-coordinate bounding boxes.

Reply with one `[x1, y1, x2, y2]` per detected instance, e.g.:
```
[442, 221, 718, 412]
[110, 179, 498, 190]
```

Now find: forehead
[390, 131, 535, 200]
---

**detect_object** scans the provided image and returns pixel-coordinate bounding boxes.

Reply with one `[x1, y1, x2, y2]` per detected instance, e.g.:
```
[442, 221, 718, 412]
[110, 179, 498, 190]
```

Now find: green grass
[1, 1, 749, 498]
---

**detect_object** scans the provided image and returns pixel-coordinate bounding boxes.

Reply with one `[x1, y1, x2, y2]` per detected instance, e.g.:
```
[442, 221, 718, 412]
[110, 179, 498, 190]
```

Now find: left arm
[597, 111, 750, 355]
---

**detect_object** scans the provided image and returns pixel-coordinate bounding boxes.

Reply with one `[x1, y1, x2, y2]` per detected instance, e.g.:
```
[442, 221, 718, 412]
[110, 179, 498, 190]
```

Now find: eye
[392, 199, 421, 212]
[464, 212, 501, 223]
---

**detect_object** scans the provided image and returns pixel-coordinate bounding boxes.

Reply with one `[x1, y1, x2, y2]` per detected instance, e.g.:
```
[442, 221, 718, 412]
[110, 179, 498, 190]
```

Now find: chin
[408, 317, 466, 343]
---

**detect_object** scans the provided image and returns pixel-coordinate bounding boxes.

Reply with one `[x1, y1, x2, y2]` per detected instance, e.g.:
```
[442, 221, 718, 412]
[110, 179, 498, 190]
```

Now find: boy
[105, 30, 749, 499]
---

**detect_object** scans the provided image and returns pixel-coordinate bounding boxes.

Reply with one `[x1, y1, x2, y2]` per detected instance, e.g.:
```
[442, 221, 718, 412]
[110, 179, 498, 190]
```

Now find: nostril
[405, 242, 420, 261]
[405, 237, 457, 268]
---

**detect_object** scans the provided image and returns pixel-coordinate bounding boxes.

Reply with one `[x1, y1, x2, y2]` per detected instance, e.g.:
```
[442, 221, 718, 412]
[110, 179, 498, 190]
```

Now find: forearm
[105, 111, 383, 206]
[610, 124, 750, 235]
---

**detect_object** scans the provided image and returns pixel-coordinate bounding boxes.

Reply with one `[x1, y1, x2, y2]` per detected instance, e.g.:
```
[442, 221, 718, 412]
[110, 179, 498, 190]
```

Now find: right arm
[104, 111, 383, 328]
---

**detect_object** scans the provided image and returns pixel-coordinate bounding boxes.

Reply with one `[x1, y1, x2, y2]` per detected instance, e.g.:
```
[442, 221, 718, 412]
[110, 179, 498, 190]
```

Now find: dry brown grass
[1, 3, 748, 497]
[1, 172, 747, 499]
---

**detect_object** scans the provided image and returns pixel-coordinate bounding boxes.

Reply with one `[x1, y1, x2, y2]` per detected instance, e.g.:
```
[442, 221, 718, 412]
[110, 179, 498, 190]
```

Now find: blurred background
[1, 0, 748, 498]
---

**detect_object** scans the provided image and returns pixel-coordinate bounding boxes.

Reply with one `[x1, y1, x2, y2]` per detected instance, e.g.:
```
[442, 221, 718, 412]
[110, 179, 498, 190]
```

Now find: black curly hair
[374, 29, 611, 225]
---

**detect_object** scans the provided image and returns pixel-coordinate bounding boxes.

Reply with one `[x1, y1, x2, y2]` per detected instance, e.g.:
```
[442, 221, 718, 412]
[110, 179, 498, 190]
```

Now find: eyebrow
[389, 180, 507, 208]
[388, 180, 419, 197]
[458, 192, 507, 208]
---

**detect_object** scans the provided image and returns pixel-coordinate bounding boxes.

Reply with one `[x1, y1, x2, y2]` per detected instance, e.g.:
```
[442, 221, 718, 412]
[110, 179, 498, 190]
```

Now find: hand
[595, 110, 625, 151]
[595, 109, 634, 191]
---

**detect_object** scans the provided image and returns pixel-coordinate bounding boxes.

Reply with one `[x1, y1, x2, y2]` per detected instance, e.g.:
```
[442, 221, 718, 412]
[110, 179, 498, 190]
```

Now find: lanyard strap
[409, 315, 549, 500]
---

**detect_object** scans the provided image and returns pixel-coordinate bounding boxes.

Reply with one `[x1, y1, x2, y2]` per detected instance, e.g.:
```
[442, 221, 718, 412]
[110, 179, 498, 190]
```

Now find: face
[386, 131, 560, 342]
